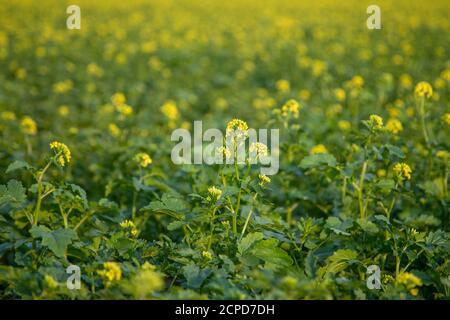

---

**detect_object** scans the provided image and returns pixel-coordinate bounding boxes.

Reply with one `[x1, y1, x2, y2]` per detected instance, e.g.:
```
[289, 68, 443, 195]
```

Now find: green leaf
[167, 220, 185, 231]
[251, 238, 293, 267]
[6, 160, 31, 173]
[356, 218, 379, 234]
[0, 180, 27, 208]
[299, 153, 337, 169]
[238, 232, 263, 255]
[376, 179, 395, 192]
[182, 264, 212, 289]
[324, 249, 358, 274]
[30, 226, 78, 258]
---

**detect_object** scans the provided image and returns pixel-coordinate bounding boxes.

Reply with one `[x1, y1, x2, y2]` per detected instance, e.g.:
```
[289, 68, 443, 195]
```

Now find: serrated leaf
[0, 180, 26, 208]
[182, 264, 212, 289]
[251, 238, 293, 267]
[238, 232, 263, 255]
[30, 226, 78, 258]
[6, 160, 31, 173]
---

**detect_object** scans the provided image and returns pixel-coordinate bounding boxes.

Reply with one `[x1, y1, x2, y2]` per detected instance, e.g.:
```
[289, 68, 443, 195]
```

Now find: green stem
[33, 160, 52, 226]
[358, 160, 368, 219]
[207, 207, 217, 250]
[418, 96, 430, 147]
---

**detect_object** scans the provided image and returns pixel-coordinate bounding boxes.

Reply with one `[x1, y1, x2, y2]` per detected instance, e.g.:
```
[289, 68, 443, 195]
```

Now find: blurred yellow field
[0, 0, 449, 300]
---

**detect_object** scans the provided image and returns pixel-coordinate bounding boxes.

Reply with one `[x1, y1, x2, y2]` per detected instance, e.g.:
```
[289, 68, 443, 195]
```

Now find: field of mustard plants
[0, 0, 449, 300]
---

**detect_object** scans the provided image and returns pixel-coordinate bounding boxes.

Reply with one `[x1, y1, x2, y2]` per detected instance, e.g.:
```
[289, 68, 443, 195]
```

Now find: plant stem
[358, 160, 368, 219]
[33, 160, 52, 226]
[418, 96, 430, 147]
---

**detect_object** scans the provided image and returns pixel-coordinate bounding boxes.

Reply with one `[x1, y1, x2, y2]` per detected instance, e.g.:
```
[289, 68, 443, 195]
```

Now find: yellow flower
[160, 100, 179, 120]
[299, 89, 311, 101]
[393, 162, 412, 180]
[116, 104, 133, 117]
[436, 150, 449, 159]
[120, 219, 138, 237]
[58, 105, 70, 117]
[86, 63, 104, 77]
[368, 114, 384, 130]
[414, 81, 433, 98]
[334, 88, 346, 102]
[108, 123, 121, 137]
[281, 99, 301, 118]
[385, 118, 403, 134]
[396, 272, 422, 296]
[399, 74, 413, 88]
[215, 146, 231, 159]
[53, 80, 73, 93]
[258, 174, 271, 186]
[44, 275, 58, 289]
[338, 120, 351, 131]
[1, 111, 16, 121]
[249, 142, 269, 158]
[202, 251, 212, 260]
[310, 144, 328, 155]
[111, 92, 126, 106]
[49, 141, 71, 166]
[21, 116, 37, 135]
[442, 113, 450, 125]
[226, 118, 248, 139]
[128, 266, 164, 298]
[377, 169, 386, 178]
[276, 79, 290, 93]
[98, 262, 122, 286]
[134, 152, 152, 168]
[350, 75, 364, 89]
[207, 186, 222, 201]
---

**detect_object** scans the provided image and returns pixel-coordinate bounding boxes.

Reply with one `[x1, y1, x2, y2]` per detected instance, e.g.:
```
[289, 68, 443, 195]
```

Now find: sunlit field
[0, 0, 449, 300]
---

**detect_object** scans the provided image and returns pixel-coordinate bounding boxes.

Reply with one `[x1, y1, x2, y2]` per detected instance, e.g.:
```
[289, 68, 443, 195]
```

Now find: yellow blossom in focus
[249, 142, 269, 158]
[207, 186, 222, 201]
[368, 114, 384, 130]
[258, 174, 271, 186]
[385, 118, 403, 134]
[310, 144, 328, 155]
[21, 116, 37, 135]
[134, 152, 152, 168]
[120, 219, 138, 237]
[414, 81, 433, 98]
[49, 141, 71, 166]
[202, 251, 212, 260]
[226, 118, 248, 139]
[281, 99, 301, 118]
[393, 162, 412, 180]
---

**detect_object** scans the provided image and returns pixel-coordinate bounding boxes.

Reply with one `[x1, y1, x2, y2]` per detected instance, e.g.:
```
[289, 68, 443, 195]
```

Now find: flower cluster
[414, 81, 433, 98]
[134, 152, 152, 168]
[120, 219, 138, 237]
[207, 186, 222, 202]
[396, 272, 422, 296]
[393, 162, 412, 180]
[97, 262, 122, 287]
[49, 141, 71, 167]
